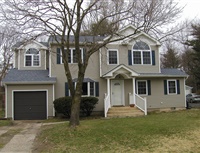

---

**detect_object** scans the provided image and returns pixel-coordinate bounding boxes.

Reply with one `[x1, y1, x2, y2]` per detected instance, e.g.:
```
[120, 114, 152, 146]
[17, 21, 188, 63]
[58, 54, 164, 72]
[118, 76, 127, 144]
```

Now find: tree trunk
[70, 95, 81, 127]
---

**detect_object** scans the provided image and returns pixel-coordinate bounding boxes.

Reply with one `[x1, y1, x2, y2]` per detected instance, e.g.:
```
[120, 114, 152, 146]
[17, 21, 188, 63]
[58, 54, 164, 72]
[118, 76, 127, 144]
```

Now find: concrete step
[107, 106, 144, 118]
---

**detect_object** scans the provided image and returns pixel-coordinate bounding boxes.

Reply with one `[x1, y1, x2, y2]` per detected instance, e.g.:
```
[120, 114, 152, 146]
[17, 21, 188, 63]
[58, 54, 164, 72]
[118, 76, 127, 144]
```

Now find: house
[2, 25, 188, 120]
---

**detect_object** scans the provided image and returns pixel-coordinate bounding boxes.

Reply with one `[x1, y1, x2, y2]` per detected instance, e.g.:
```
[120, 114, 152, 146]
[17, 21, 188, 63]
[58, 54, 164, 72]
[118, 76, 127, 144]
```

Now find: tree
[161, 41, 181, 68]
[0, 0, 182, 127]
[0, 25, 22, 82]
[186, 24, 200, 91]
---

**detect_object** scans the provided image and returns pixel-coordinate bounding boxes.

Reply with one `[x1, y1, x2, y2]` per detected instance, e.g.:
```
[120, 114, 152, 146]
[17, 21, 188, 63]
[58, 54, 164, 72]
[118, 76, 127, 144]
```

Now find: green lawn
[0, 108, 12, 127]
[34, 109, 200, 153]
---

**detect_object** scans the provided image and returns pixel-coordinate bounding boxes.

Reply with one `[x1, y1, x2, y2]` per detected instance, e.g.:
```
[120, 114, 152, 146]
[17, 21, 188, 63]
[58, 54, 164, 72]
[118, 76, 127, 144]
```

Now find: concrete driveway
[0, 121, 42, 153]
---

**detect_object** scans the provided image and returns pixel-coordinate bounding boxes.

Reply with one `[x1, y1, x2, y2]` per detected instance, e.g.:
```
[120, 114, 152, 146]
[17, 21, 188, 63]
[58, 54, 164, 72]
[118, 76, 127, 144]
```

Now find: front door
[111, 80, 124, 106]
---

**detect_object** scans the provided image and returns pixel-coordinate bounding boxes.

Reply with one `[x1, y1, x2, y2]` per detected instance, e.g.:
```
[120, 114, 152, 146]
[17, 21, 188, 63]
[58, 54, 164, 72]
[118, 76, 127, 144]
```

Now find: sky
[176, 0, 200, 20]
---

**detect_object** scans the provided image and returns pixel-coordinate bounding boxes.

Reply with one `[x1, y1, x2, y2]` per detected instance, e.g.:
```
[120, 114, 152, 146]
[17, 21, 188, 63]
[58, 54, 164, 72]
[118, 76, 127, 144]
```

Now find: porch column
[132, 78, 135, 104]
[107, 78, 110, 97]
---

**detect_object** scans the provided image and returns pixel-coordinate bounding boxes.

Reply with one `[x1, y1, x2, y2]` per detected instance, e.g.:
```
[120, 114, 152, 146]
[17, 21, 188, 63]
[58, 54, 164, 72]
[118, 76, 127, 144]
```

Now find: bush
[53, 97, 72, 118]
[80, 97, 99, 116]
[53, 97, 98, 117]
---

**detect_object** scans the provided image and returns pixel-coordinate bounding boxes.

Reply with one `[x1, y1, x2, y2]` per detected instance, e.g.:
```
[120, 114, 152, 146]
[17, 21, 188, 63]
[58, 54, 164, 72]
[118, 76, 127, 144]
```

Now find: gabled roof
[2, 69, 56, 84]
[12, 40, 49, 50]
[102, 64, 139, 78]
[104, 24, 161, 46]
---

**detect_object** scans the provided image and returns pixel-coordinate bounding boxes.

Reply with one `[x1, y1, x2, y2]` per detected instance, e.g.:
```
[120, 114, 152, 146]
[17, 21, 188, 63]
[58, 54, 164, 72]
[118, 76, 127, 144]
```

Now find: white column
[132, 78, 135, 104]
[107, 78, 110, 104]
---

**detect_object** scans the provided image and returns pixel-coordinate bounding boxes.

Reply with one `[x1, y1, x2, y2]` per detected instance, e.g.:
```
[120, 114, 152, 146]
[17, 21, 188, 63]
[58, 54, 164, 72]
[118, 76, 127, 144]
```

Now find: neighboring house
[2, 25, 188, 120]
[185, 85, 193, 95]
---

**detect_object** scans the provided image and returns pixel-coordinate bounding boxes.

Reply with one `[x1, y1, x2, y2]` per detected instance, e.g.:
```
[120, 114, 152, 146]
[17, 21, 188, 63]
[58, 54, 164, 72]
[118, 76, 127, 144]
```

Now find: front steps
[107, 106, 145, 118]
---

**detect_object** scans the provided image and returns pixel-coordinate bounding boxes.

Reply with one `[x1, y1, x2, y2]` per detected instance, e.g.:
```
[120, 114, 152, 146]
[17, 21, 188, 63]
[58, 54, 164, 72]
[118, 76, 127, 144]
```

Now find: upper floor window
[107, 49, 118, 65]
[25, 48, 40, 66]
[132, 41, 151, 65]
[59, 48, 83, 64]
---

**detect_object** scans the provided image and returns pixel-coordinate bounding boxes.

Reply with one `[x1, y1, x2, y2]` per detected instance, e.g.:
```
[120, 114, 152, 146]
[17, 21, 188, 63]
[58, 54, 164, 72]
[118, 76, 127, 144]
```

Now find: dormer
[13, 41, 49, 70]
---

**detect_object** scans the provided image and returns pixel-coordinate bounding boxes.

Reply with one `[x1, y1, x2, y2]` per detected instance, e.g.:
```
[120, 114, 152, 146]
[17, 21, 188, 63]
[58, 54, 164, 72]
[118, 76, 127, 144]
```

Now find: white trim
[184, 78, 186, 107]
[132, 78, 136, 104]
[49, 50, 52, 77]
[12, 90, 48, 120]
[167, 79, 177, 95]
[18, 50, 20, 70]
[111, 80, 125, 106]
[45, 50, 47, 70]
[13, 51, 16, 68]
[158, 45, 161, 73]
[107, 49, 119, 65]
[132, 41, 152, 65]
[107, 78, 110, 103]
[18, 40, 48, 50]
[24, 48, 41, 67]
[5, 85, 7, 118]
[136, 80, 148, 96]
[103, 64, 139, 77]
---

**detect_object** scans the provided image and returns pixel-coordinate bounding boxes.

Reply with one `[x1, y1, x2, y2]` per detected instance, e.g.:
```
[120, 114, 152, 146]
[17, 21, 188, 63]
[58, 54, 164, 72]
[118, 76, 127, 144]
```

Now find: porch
[102, 65, 148, 118]
[104, 92, 147, 118]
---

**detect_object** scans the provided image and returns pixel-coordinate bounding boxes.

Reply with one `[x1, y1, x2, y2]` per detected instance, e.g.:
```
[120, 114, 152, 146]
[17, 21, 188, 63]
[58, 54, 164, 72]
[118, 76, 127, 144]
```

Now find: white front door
[111, 80, 124, 106]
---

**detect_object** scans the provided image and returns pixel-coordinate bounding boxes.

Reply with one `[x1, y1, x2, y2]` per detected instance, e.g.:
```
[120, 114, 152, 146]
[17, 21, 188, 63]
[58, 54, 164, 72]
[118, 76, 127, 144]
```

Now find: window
[137, 80, 147, 95]
[25, 48, 40, 66]
[132, 41, 151, 65]
[60, 48, 83, 64]
[108, 50, 118, 64]
[65, 81, 98, 97]
[82, 82, 96, 96]
[167, 80, 177, 94]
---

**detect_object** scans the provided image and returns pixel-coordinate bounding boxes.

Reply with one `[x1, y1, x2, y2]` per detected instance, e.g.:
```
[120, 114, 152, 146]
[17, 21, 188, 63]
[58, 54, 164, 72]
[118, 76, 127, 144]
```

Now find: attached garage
[14, 91, 47, 120]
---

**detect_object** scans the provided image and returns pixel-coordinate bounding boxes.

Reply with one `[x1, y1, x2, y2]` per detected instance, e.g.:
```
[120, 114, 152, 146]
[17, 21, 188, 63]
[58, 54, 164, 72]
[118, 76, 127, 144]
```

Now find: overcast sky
[176, 0, 200, 20]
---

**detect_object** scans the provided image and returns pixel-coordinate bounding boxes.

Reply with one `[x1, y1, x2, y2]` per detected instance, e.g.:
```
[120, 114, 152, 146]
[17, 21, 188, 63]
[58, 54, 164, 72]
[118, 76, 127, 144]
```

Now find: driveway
[0, 121, 42, 153]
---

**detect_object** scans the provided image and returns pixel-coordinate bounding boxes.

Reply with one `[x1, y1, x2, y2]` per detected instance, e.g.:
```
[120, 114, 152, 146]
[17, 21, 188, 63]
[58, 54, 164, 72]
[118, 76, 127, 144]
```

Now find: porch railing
[104, 93, 110, 117]
[129, 93, 147, 115]
[135, 94, 147, 115]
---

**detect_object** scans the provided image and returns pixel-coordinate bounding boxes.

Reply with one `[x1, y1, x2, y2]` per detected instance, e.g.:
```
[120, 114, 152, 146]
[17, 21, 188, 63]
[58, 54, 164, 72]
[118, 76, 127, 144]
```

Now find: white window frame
[132, 50, 152, 65]
[132, 41, 152, 65]
[74, 82, 96, 97]
[61, 48, 83, 64]
[136, 80, 148, 96]
[107, 49, 119, 65]
[167, 79, 177, 95]
[24, 48, 40, 67]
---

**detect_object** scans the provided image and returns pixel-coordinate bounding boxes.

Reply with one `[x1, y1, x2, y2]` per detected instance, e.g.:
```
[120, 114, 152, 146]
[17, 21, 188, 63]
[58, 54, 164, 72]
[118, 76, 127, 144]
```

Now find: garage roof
[2, 69, 56, 84]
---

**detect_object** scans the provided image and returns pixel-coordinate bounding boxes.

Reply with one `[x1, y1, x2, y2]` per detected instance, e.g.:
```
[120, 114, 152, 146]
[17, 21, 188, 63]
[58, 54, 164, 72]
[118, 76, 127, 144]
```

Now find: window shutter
[95, 82, 99, 97]
[83, 48, 86, 64]
[65, 82, 69, 96]
[177, 80, 180, 94]
[147, 80, 151, 95]
[128, 50, 132, 65]
[164, 80, 167, 95]
[57, 48, 61, 64]
[152, 50, 155, 65]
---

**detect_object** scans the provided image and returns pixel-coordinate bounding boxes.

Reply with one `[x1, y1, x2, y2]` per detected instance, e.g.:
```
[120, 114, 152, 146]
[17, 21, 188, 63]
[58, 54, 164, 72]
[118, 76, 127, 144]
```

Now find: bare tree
[0, 0, 182, 127]
[0, 25, 22, 82]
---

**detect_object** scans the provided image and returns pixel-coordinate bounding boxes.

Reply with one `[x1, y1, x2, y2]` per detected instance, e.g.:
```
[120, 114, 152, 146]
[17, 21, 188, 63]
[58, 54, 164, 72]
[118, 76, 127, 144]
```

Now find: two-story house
[2, 25, 188, 120]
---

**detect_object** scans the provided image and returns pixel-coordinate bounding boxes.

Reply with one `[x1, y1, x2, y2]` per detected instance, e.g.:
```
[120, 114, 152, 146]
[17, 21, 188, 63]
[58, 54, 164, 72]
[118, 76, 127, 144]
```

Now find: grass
[0, 108, 13, 127]
[34, 109, 200, 153]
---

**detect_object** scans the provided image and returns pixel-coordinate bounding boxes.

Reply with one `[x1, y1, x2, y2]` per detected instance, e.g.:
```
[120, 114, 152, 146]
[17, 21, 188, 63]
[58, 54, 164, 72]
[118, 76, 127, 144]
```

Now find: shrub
[53, 97, 98, 117]
[80, 97, 99, 116]
[53, 97, 72, 118]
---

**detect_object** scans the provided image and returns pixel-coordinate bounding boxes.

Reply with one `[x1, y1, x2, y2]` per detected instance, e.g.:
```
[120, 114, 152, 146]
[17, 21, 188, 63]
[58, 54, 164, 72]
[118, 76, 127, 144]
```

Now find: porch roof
[2, 69, 56, 84]
[102, 64, 139, 78]
[139, 68, 188, 77]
